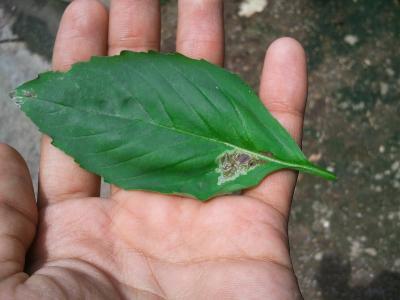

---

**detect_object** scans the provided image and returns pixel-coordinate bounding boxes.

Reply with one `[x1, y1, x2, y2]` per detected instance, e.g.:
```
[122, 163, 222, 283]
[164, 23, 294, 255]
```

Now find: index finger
[39, 0, 108, 207]
[176, 0, 224, 65]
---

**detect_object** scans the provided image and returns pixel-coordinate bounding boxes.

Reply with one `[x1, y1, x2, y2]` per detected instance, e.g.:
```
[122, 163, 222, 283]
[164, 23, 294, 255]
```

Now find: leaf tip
[9, 90, 20, 108]
[325, 171, 337, 181]
[310, 164, 337, 181]
[9, 89, 16, 100]
[9, 88, 33, 108]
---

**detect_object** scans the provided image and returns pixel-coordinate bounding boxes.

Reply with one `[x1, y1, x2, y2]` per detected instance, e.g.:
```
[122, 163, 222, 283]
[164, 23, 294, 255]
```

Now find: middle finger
[108, 0, 161, 55]
[177, 0, 224, 66]
[108, 0, 161, 195]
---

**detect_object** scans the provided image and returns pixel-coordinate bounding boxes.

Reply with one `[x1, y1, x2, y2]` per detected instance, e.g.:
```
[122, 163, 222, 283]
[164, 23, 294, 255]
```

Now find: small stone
[374, 173, 384, 180]
[238, 0, 268, 18]
[322, 219, 330, 229]
[364, 59, 371, 66]
[394, 259, 400, 268]
[327, 166, 335, 173]
[338, 101, 350, 109]
[350, 240, 362, 258]
[391, 161, 399, 171]
[364, 248, 377, 256]
[379, 145, 385, 153]
[352, 102, 365, 111]
[314, 252, 323, 261]
[386, 68, 395, 77]
[344, 34, 359, 46]
[380, 82, 389, 96]
[309, 152, 322, 162]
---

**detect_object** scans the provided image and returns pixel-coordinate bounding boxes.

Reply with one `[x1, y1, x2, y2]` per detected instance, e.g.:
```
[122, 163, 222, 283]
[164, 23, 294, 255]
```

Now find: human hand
[0, 0, 308, 299]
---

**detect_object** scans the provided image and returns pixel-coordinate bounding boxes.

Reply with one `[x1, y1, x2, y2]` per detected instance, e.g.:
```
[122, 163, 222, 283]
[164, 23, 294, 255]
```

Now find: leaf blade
[12, 51, 335, 200]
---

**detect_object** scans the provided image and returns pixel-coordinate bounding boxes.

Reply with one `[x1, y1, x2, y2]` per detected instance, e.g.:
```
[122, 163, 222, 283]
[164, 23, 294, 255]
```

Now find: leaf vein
[30, 96, 307, 171]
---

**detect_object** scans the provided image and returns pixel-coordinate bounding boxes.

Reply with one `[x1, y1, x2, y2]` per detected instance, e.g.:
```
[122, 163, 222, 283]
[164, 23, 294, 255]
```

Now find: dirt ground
[0, 0, 399, 299]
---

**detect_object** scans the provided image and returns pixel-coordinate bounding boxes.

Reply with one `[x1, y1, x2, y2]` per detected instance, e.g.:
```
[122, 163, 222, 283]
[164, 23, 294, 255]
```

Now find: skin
[0, 0, 309, 299]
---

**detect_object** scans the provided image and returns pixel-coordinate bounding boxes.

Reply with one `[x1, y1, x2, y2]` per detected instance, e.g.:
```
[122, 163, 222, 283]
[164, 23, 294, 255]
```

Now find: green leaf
[11, 51, 335, 200]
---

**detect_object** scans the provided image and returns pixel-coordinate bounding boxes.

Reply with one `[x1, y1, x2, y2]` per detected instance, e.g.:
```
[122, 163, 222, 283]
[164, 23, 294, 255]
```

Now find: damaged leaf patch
[216, 150, 264, 185]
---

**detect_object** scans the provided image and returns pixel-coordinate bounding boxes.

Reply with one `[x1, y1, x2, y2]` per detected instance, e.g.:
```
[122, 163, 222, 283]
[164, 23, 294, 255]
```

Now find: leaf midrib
[25, 95, 323, 174]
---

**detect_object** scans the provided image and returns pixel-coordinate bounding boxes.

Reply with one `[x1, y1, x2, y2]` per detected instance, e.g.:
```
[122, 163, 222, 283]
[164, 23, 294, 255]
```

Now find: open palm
[1, 1, 308, 299]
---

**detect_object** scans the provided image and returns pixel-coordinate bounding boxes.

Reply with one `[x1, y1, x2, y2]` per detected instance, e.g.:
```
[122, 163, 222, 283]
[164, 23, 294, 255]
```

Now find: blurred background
[0, 0, 399, 299]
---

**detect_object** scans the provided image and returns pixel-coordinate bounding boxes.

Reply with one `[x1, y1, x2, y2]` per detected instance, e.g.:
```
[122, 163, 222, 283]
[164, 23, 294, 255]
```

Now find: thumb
[0, 144, 37, 281]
